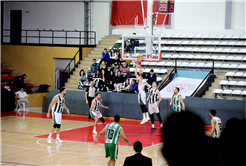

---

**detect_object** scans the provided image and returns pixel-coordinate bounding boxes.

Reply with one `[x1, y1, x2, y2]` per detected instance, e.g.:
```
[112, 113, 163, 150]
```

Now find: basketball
[135, 59, 142, 65]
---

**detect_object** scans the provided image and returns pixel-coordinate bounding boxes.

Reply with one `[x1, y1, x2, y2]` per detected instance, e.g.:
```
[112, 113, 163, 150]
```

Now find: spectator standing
[120, 62, 130, 82]
[99, 69, 107, 91]
[15, 87, 29, 111]
[87, 59, 99, 81]
[123, 141, 152, 166]
[85, 81, 96, 120]
[115, 71, 124, 83]
[13, 74, 27, 90]
[130, 79, 138, 94]
[146, 69, 156, 85]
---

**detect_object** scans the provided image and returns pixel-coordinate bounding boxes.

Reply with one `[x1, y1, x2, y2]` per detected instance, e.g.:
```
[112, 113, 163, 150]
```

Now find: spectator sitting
[110, 48, 120, 63]
[123, 141, 152, 166]
[99, 69, 107, 91]
[101, 48, 110, 66]
[127, 33, 137, 53]
[115, 71, 124, 83]
[113, 63, 121, 76]
[124, 38, 130, 52]
[107, 80, 115, 91]
[92, 70, 101, 88]
[121, 79, 130, 93]
[113, 79, 122, 93]
[100, 60, 108, 73]
[13, 74, 27, 91]
[120, 62, 130, 82]
[107, 70, 115, 83]
[77, 69, 87, 89]
[15, 87, 29, 112]
[87, 59, 99, 81]
[146, 69, 157, 86]
[130, 79, 138, 94]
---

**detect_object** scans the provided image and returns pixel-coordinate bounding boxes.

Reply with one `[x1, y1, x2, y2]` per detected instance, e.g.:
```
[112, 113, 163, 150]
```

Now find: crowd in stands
[79, 47, 157, 94]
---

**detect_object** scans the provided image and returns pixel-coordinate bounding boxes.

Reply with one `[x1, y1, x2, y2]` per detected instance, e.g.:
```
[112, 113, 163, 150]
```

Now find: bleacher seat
[213, 89, 223, 94]
[222, 89, 232, 95]
[1, 68, 13, 74]
[225, 72, 235, 77]
[231, 90, 242, 95]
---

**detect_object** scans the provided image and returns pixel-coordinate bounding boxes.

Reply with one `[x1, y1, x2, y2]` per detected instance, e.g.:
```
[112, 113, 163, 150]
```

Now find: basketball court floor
[1, 111, 211, 166]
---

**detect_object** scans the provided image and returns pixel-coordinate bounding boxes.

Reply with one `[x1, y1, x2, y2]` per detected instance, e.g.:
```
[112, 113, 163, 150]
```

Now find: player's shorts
[138, 92, 146, 105]
[105, 143, 118, 161]
[90, 110, 102, 119]
[52, 111, 62, 124]
[148, 102, 160, 114]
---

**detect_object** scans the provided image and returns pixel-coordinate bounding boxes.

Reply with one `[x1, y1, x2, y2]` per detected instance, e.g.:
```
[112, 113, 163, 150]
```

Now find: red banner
[110, 0, 169, 25]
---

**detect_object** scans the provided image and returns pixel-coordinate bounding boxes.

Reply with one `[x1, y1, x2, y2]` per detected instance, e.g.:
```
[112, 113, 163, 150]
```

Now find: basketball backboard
[120, 34, 162, 62]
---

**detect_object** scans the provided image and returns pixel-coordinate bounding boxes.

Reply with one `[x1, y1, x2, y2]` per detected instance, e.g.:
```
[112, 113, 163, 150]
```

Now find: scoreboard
[157, 0, 174, 13]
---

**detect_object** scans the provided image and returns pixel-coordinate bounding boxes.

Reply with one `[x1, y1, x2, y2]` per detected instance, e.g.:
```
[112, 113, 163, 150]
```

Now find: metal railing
[57, 50, 80, 89]
[2, 29, 96, 46]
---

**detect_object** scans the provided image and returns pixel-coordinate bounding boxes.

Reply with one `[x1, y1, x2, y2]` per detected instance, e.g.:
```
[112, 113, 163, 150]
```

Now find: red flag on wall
[110, 0, 169, 25]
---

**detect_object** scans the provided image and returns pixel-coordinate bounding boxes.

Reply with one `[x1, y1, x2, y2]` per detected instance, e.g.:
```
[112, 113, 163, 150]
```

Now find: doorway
[10, 10, 22, 43]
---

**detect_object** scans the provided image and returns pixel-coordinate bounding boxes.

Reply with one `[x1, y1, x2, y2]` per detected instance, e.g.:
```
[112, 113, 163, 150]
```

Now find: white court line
[1, 116, 23, 122]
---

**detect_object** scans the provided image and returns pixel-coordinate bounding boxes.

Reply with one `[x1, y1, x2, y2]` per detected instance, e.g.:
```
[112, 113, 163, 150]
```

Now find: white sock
[152, 124, 155, 128]
[146, 113, 149, 119]
[94, 126, 96, 130]
[48, 132, 52, 138]
[56, 134, 60, 139]
[160, 123, 163, 128]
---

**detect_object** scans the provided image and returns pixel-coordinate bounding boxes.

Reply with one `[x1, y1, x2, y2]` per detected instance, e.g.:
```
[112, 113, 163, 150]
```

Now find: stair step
[97, 44, 114, 48]
[80, 61, 93, 65]
[68, 79, 79, 84]
[99, 40, 116, 44]
[87, 54, 102, 58]
[202, 95, 215, 99]
[90, 51, 103, 55]
[104, 35, 121, 39]
[65, 82, 78, 88]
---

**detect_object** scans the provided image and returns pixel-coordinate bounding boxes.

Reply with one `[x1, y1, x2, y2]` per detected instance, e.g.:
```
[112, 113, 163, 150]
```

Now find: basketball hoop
[131, 55, 143, 67]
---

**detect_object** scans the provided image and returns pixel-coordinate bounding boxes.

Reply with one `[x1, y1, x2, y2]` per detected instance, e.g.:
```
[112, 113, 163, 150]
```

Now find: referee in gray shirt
[85, 81, 96, 120]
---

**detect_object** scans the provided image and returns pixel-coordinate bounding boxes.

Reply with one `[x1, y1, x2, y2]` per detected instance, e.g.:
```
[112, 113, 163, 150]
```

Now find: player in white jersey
[135, 64, 150, 124]
[46, 88, 70, 143]
[146, 81, 163, 133]
[94, 115, 130, 166]
[90, 93, 109, 134]
[209, 109, 223, 138]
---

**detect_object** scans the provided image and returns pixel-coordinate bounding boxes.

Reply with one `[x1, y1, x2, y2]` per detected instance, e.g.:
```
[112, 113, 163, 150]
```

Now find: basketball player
[94, 114, 131, 166]
[209, 109, 223, 138]
[146, 81, 163, 133]
[135, 64, 150, 124]
[169, 87, 185, 112]
[90, 93, 109, 134]
[85, 80, 96, 120]
[46, 88, 70, 143]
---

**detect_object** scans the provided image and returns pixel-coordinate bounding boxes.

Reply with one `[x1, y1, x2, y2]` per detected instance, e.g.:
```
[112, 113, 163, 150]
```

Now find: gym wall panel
[1, 45, 92, 89]
[3, 2, 84, 31]
[231, 1, 245, 30]
[28, 93, 49, 107]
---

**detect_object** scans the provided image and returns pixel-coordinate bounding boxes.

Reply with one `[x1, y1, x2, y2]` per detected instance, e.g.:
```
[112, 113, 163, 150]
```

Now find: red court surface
[2, 111, 212, 148]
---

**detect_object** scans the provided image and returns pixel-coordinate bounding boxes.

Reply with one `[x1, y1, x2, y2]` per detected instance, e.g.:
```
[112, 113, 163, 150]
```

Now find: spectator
[101, 48, 110, 65]
[113, 64, 121, 76]
[107, 70, 115, 83]
[124, 38, 130, 52]
[146, 69, 157, 85]
[100, 61, 108, 73]
[107, 80, 114, 91]
[87, 59, 99, 81]
[220, 118, 246, 166]
[99, 69, 107, 91]
[113, 79, 122, 93]
[127, 33, 137, 53]
[123, 141, 152, 166]
[15, 87, 29, 111]
[115, 71, 124, 83]
[92, 70, 101, 89]
[162, 111, 217, 166]
[120, 62, 130, 82]
[130, 79, 138, 94]
[13, 74, 27, 90]
[110, 48, 119, 63]
[121, 79, 130, 93]
[77, 69, 87, 89]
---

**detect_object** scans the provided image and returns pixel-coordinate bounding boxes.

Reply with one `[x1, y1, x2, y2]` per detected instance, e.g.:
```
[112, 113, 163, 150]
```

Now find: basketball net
[131, 55, 143, 67]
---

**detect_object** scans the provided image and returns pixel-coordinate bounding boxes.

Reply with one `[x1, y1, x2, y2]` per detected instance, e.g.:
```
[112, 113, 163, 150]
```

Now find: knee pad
[53, 124, 61, 128]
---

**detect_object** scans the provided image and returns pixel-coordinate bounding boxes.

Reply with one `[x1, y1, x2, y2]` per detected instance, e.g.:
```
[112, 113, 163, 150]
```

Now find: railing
[2, 29, 96, 46]
[57, 50, 80, 89]
[158, 67, 176, 91]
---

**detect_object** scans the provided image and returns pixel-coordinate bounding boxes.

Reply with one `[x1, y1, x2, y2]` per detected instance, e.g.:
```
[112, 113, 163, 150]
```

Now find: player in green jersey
[169, 87, 185, 112]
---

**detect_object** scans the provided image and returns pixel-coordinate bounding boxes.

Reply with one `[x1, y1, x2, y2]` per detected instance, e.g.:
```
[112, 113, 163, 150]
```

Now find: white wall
[91, 2, 110, 44]
[173, 1, 226, 29]
[231, 1, 245, 30]
[3, 2, 84, 44]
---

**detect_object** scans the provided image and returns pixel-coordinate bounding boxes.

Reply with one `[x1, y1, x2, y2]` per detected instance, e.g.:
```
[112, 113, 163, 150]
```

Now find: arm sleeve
[86, 87, 89, 92]
[153, 75, 157, 81]
[102, 52, 106, 58]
